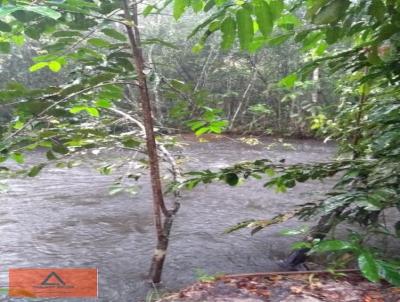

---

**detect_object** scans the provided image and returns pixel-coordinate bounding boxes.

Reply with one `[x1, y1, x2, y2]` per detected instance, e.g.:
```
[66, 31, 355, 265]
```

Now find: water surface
[0, 137, 336, 301]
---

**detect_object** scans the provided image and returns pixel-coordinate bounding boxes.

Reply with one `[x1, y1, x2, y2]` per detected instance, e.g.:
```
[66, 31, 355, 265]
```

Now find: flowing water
[0, 137, 337, 301]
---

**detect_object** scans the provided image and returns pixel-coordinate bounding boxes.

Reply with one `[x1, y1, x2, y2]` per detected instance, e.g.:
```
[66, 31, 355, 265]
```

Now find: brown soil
[157, 271, 400, 302]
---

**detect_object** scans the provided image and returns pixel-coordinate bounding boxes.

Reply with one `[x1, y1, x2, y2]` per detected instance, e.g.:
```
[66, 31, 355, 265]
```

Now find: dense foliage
[170, 0, 400, 285]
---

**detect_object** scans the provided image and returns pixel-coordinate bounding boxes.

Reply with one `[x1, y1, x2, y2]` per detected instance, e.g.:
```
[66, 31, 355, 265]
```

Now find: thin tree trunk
[122, 0, 178, 283]
[311, 67, 319, 104]
[229, 69, 257, 131]
[194, 45, 217, 91]
[148, 14, 164, 124]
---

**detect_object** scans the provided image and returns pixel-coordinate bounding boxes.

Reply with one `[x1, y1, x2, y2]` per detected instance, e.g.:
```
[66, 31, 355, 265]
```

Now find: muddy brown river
[0, 137, 336, 301]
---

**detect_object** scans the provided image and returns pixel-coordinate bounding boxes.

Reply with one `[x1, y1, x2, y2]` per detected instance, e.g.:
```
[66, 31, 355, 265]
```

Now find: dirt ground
[157, 271, 400, 302]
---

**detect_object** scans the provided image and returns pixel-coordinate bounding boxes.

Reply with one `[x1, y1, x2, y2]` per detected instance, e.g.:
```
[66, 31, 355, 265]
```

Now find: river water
[0, 137, 336, 301]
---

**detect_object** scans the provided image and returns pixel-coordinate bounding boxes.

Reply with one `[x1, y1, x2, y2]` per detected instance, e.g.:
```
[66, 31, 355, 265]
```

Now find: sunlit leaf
[85, 107, 99, 117]
[48, 61, 62, 72]
[191, 0, 203, 12]
[173, 0, 186, 20]
[279, 73, 298, 89]
[29, 62, 48, 72]
[95, 99, 111, 108]
[11, 153, 25, 164]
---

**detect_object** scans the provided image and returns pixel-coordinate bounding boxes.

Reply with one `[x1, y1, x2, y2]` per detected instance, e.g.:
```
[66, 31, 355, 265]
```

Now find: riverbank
[156, 270, 399, 302]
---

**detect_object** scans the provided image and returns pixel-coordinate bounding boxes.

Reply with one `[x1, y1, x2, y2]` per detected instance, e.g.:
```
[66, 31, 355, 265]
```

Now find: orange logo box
[9, 268, 98, 298]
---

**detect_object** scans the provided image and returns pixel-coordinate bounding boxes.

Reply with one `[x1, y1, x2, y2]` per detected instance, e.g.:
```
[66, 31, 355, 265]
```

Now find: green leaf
[279, 73, 297, 89]
[191, 0, 203, 12]
[302, 31, 324, 51]
[52, 143, 69, 155]
[248, 37, 267, 53]
[13, 120, 24, 130]
[312, 240, 354, 253]
[85, 107, 99, 117]
[377, 260, 400, 286]
[208, 19, 220, 32]
[277, 14, 300, 27]
[23, 6, 61, 20]
[53, 30, 82, 38]
[143, 5, 154, 16]
[368, 0, 385, 22]
[377, 23, 397, 41]
[29, 62, 48, 72]
[122, 138, 141, 148]
[46, 150, 56, 160]
[292, 241, 312, 250]
[269, 0, 284, 21]
[0, 20, 12, 32]
[358, 251, 380, 282]
[192, 42, 204, 53]
[101, 28, 127, 41]
[236, 8, 254, 50]
[48, 61, 62, 72]
[312, 0, 350, 25]
[220, 16, 236, 49]
[11, 152, 25, 164]
[0, 42, 11, 53]
[173, 0, 186, 20]
[95, 99, 111, 108]
[98, 85, 123, 99]
[188, 120, 206, 130]
[195, 126, 209, 136]
[267, 33, 291, 46]
[224, 173, 239, 186]
[28, 164, 45, 177]
[11, 34, 25, 46]
[204, 0, 215, 12]
[295, 29, 312, 42]
[69, 106, 86, 114]
[325, 26, 341, 44]
[253, 0, 273, 37]
[88, 38, 111, 48]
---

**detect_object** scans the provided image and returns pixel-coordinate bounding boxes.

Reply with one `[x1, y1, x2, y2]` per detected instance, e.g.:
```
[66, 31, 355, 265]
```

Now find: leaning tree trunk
[122, 0, 179, 283]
